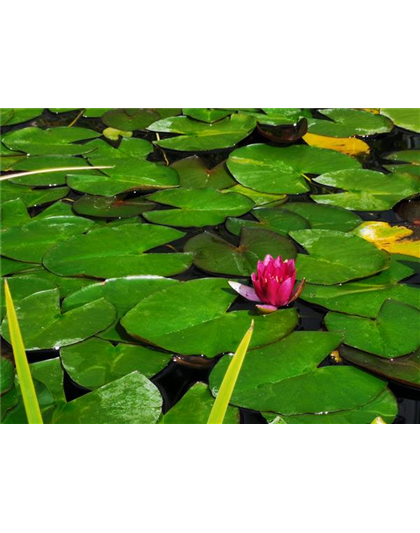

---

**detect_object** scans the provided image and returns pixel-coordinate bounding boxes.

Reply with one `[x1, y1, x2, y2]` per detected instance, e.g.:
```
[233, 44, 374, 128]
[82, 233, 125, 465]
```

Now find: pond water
[0, 108, 420, 431]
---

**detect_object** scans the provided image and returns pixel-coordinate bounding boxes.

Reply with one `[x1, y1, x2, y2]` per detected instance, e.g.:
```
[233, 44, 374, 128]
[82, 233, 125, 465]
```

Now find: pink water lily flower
[228, 255, 305, 313]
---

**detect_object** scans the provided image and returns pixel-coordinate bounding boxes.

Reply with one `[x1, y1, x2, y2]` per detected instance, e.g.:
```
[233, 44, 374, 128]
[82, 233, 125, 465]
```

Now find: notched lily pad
[121, 278, 298, 357]
[43, 224, 193, 278]
[144, 187, 254, 227]
[325, 299, 420, 358]
[227, 144, 361, 194]
[53, 372, 162, 424]
[308, 108, 393, 137]
[61, 338, 172, 389]
[72, 195, 156, 218]
[0, 182, 70, 207]
[290, 229, 390, 285]
[184, 227, 296, 276]
[170, 156, 235, 189]
[0, 288, 116, 350]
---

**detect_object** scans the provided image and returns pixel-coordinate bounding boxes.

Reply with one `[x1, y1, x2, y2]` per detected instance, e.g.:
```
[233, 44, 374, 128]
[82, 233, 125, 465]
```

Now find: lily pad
[43, 224, 193, 278]
[170, 156, 235, 189]
[144, 188, 254, 227]
[267, 389, 397, 424]
[62, 275, 179, 342]
[380, 108, 420, 133]
[160, 382, 240, 424]
[61, 338, 172, 389]
[184, 228, 296, 276]
[0, 182, 70, 206]
[0, 108, 44, 126]
[383, 150, 420, 176]
[354, 221, 420, 258]
[280, 202, 362, 231]
[183, 108, 232, 123]
[0, 199, 31, 229]
[1, 216, 95, 263]
[300, 254, 420, 317]
[0, 356, 14, 395]
[2, 127, 100, 155]
[67, 159, 179, 196]
[30, 357, 66, 403]
[222, 184, 287, 206]
[210, 331, 342, 395]
[121, 278, 298, 357]
[312, 169, 420, 211]
[303, 132, 370, 157]
[72, 195, 156, 218]
[213, 364, 387, 416]
[149, 113, 257, 151]
[2, 379, 56, 424]
[1, 258, 35, 276]
[325, 299, 420, 358]
[227, 144, 361, 194]
[8, 155, 91, 186]
[341, 345, 420, 388]
[85, 137, 153, 160]
[102, 108, 160, 131]
[290, 229, 390, 285]
[0, 275, 57, 320]
[308, 108, 393, 137]
[0, 288, 116, 350]
[53, 372, 162, 424]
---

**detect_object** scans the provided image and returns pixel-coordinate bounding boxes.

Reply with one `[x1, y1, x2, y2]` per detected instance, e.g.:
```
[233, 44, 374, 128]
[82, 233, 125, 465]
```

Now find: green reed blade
[207, 320, 254, 424]
[4, 280, 44, 533]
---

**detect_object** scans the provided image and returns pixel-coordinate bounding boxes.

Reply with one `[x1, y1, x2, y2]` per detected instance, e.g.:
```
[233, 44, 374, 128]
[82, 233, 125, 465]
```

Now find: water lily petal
[288, 278, 306, 303]
[228, 281, 261, 302]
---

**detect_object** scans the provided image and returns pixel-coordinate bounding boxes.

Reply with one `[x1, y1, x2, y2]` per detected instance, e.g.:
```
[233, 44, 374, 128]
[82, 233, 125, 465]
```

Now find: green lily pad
[72, 195, 156, 218]
[222, 184, 287, 206]
[170, 156, 235, 189]
[160, 382, 240, 424]
[8, 155, 91, 186]
[35, 200, 77, 219]
[86, 137, 153, 160]
[227, 144, 361, 194]
[216, 364, 387, 416]
[0, 182, 70, 206]
[279, 202, 362, 231]
[1, 216, 95, 263]
[62, 275, 179, 342]
[9, 268, 99, 298]
[289, 229, 389, 285]
[383, 150, 420, 176]
[102, 109, 160, 131]
[43, 224, 193, 278]
[53, 372, 162, 424]
[67, 159, 179, 196]
[2, 127, 101, 155]
[312, 169, 420, 211]
[1, 275, 57, 320]
[0, 108, 44, 126]
[0, 288, 116, 350]
[267, 389, 397, 424]
[251, 108, 311, 126]
[121, 278, 298, 357]
[0, 199, 31, 229]
[149, 113, 257, 151]
[184, 227, 296, 276]
[380, 108, 420, 133]
[300, 255, 420, 317]
[210, 331, 342, 395]
[308, 108, 393, 137]
[325, 300, 420, 358]
[2, 379, 56, 424]
[144, 188, 254, 227]
[1, 386, 18, 421]
[0, 356, 14, 395]
[30, 357, 66, 403]
[183, 108, 232, 123]
[0, 143, 27, 171]
[61, 338, 172, 390]
[1, 258, 35, 276]
[341, 345, 420, 388]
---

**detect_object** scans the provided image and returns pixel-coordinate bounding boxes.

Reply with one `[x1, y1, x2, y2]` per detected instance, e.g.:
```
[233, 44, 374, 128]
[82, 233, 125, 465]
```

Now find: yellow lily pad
[354, 221, 420, 258]
[303, 132, 370, 157]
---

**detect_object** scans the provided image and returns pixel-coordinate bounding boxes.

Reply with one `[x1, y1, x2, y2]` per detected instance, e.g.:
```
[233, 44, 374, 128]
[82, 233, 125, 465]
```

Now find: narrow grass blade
[4, 280, 44, 533]
[207, 320, 254, 424]
[0, 166, 114, 181]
